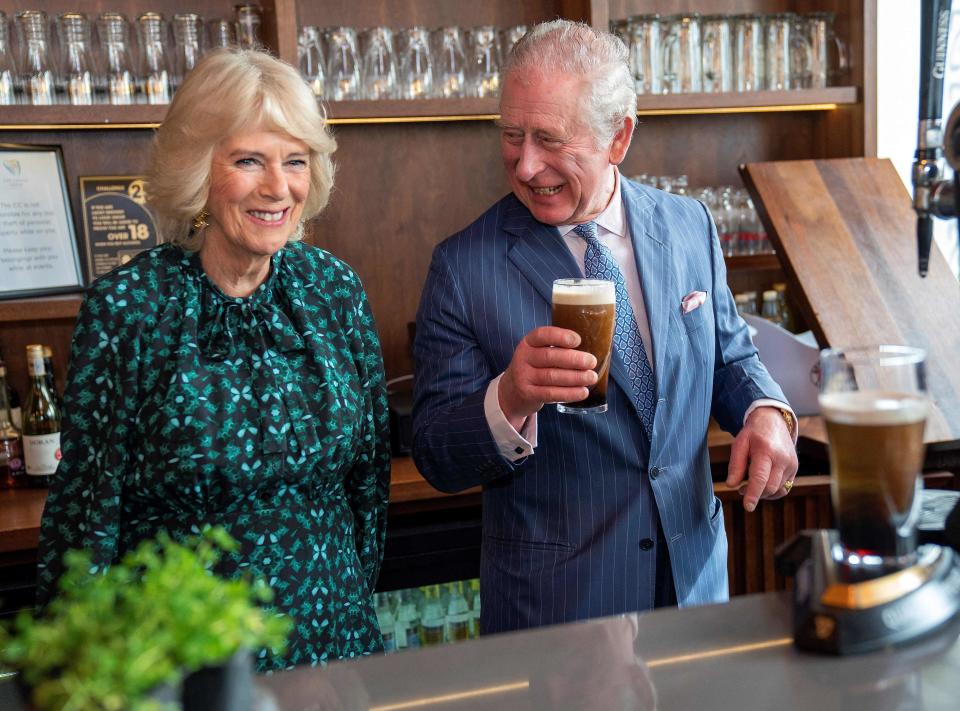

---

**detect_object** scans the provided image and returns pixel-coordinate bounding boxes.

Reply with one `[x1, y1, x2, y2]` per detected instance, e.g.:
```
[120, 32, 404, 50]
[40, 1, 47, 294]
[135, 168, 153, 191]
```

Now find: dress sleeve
[341, 273, 390, 592]
[35, 284, 138, 608]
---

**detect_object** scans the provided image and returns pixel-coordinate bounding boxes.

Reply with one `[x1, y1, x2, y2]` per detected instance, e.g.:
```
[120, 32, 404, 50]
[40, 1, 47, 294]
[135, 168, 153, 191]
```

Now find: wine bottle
[42, 344, 61, 411]
[0, 361, 25, 489]
[22, 344, 61, 488]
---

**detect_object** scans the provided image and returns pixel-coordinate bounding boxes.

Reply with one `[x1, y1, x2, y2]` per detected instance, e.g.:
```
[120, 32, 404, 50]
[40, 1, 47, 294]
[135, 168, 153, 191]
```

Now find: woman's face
[204, 127, 311, 261]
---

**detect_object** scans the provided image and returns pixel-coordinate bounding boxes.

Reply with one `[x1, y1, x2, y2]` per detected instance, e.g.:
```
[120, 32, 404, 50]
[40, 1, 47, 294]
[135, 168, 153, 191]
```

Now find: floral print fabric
[35, 241, 390, 669]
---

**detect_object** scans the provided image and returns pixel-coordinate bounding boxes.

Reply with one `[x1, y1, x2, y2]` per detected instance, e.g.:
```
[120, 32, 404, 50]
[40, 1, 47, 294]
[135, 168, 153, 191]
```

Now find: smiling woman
[34, 49, 391, 673]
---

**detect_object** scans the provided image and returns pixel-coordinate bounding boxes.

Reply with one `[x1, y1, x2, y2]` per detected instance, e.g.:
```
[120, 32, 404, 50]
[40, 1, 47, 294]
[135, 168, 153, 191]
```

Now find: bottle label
[23, 433, 61, 475]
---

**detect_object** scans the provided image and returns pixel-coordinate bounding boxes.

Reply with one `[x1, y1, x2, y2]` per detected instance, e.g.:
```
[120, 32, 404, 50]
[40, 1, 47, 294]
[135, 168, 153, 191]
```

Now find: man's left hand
[725, 407, 799, 512]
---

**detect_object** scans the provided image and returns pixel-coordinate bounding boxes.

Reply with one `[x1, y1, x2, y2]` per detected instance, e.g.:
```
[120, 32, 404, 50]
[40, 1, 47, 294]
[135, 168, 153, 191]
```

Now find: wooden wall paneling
[622, 113, 823, 188]
[307, 120, 509, 380]
[262, 0, 297, 63]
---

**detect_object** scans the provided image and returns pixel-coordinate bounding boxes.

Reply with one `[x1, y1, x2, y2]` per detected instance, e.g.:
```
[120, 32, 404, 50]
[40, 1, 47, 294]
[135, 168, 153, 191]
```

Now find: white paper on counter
[742, 313, 820, 416]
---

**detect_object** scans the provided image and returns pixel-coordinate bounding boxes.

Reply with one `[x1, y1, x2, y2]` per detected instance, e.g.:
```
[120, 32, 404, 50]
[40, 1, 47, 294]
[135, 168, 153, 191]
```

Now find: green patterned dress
[35, 241, 391, 670]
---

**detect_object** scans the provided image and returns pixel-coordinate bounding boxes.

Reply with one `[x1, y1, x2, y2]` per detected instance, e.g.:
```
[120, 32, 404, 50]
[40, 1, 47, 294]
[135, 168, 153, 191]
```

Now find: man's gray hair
[502, 20, 636, 148]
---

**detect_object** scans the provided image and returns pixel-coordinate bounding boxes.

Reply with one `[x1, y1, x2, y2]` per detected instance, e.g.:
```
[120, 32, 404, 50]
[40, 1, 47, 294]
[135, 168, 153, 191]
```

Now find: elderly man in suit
[412, 20, 798, 634]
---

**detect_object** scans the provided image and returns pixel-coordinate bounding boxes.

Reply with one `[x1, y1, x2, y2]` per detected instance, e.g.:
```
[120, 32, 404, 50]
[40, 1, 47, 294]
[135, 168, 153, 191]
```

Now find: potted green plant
[0, 527, 291, 711]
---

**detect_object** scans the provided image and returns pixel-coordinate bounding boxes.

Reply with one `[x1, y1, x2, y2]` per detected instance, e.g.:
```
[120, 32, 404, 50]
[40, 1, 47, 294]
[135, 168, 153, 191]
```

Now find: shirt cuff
[484, 373, 538, 461]
[745, 399, 798, 443]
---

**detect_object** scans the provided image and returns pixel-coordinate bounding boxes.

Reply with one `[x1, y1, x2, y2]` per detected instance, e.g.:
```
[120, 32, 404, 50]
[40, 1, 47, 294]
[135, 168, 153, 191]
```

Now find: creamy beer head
[552, 279, 615, 306]
[819, 390, 928, 426]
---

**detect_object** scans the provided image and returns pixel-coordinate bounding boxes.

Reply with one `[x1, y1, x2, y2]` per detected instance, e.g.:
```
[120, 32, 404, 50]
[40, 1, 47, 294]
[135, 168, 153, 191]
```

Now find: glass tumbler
[468, 26, 501, 97]
[802, 11, 848, 89]
[628, 14, 661, 95]
[701, 15, 732, 93]
[326, 26, 361, 101]
[764, 13, 809, 91]
[501, 24, 528, 58]
[434, 26, 466, 98]
[733, 14, 764, 92]
[15, 10, 56, 105]
[234, 4, 262, 50]
[0, 12, 15, 104]
[97, 12, 135, 104]
[361, 27, 398, 100]
[172, 13, 204, 91]
[660, 14, 701, 93]
[136, 12, 171, 104]
[399, 27, 434, 99]
[57, 12, 96, 104]
[299, 26, 325, 99]
[207, 18, 235, 49]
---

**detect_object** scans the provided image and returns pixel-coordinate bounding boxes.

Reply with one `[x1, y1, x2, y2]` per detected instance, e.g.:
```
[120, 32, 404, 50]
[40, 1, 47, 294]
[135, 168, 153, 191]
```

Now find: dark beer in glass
[552, 278, 615, 414]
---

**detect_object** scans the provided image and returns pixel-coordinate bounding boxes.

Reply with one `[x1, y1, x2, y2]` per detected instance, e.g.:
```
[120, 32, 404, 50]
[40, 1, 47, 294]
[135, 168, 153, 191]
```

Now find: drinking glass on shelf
[56, 12, 95, 104]
[361, 27, 398, 100]
[398, 27, 433, 100]
[627, 14, 661, 95]
[298, 25, 325, 99]
[500, 24, 527, 58]
[97, 12, 135, 104]
[733, 13, 764, 92]
[434, 26, 466, 99]
[207, 18, 235, 49]
[660, 14, 701, 94]
[326, 26, 361, 101]
[234, 4, 262, 50]
[701, 15, 732, 93]
[0, 12, 15, 105]
[136, 12, 171, 104]
[468, 26, 501, 97]
[15, 10, 56, 105]
[801, 11, 848, 89]
[764, 13, 808, 91]
[172, 13, 204, 91]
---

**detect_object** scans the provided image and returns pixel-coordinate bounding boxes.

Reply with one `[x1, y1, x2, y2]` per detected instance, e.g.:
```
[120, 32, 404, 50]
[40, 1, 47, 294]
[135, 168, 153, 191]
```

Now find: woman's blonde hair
[146, 49, 336, 250]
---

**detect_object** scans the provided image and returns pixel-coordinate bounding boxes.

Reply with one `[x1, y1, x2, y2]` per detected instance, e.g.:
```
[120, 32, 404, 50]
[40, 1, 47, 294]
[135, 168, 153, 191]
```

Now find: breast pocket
[679, 297, 710, 335]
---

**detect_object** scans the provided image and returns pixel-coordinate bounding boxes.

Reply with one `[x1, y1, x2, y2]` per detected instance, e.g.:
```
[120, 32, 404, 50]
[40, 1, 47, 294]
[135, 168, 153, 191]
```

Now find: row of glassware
[0, 7, 264, 106]
[632, 175, 773, 257]
[374, 580, 480, 652]
[611, 11, 847, 94]
[300, 24, 527, 102]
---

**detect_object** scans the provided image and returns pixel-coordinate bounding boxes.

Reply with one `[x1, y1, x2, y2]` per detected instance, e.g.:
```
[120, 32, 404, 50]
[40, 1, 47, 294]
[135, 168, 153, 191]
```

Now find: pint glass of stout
[552, 278, 615, 414]
[818, 346, 928, 572]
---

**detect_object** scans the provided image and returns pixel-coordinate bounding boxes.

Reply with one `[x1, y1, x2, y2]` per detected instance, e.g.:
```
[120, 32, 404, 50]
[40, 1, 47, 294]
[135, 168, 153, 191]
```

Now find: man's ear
[608, 116, 634, 165]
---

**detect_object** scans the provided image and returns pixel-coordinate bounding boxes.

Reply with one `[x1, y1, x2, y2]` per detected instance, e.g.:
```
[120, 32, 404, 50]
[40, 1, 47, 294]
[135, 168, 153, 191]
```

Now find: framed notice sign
[0, 144, 84, 300]
[79, 176, 159, 280]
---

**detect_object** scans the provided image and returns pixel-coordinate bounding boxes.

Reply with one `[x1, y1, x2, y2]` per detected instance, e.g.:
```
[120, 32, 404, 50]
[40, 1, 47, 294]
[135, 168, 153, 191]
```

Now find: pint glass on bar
[552, 278, 615, 414]
[818, 346, 928, 573]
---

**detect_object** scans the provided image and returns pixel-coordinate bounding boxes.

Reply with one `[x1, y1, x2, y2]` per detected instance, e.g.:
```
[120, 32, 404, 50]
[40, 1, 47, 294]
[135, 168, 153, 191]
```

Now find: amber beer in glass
[552, 279, 615, 414]
[818, 346, 928, 572]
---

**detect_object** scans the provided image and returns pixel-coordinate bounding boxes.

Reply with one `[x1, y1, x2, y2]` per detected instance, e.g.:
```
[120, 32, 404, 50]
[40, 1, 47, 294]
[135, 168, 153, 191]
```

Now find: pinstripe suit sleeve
[412, 244, 518, 493]
[700, 200, 789, 434]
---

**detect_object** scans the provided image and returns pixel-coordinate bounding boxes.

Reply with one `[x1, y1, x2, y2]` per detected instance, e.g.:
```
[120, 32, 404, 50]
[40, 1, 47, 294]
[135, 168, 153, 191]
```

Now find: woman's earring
[192, 209, 209, 233]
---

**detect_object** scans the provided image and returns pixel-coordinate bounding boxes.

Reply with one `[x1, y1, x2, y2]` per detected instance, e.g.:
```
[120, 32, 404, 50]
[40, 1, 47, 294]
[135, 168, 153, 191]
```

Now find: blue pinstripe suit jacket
[412, 178, 788, 633]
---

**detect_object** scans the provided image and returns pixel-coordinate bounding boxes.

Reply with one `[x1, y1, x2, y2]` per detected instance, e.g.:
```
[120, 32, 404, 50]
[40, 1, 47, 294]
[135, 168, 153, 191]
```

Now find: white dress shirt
[484, 170, 796, 461]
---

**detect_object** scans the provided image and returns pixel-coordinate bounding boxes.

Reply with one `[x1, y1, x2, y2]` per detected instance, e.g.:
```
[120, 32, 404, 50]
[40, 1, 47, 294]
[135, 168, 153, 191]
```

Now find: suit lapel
[503, 197, 582, 306]
[621, 179, 672, 433]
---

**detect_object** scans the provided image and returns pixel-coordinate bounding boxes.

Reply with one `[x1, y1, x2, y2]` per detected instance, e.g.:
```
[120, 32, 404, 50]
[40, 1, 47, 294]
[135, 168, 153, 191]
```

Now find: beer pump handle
[914, 0, 953, 277]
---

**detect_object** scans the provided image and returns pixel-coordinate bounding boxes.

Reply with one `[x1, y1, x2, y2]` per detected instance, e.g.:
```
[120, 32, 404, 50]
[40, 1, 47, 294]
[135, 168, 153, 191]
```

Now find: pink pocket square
[681, 290, 707, 314]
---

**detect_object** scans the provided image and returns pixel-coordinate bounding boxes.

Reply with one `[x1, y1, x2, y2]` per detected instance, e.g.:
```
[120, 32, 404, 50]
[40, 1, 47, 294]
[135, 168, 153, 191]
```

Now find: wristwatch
[779, 408, 795, 435]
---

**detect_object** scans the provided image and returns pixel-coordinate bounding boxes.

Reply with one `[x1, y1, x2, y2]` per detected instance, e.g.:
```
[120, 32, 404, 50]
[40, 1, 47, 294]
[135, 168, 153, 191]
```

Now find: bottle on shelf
[734, 291, 758, 318]
[761, 289, 786, 327]
[0, 361, 25, 489]
[394, 588, 422, 649]
[0, 351, 22, 430]
[419, 584, 446, 646]
[22, 344, 62, 488]
[374, 592, 397, 653]
[445, 581, 472, 642]
[42, 345, 61, 411]
[772, 282, 796, 332]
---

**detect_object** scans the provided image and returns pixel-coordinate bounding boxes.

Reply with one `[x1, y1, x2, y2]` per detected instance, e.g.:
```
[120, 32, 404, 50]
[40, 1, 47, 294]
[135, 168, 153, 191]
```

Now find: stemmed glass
[15, 10, 56, 105]
[298, 26, 325, 99]
[434, 27, 466, 99]
[362, 27, 398, 100]
[57, 12, 96, 104]
[136, 12, 171, 104]
[326, 26, 361, 101]
[399, 27, 433, 99]
[468, 26, 501, 97]
[0, 12, 15, 105]
[97, 12, 135, 104]
[172, 13, 204, 91]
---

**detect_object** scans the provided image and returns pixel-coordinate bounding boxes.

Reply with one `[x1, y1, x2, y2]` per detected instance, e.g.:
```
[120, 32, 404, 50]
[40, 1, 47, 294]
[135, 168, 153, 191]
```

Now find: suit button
[639, 538, 654, 551]
[650, 466, 660, 480]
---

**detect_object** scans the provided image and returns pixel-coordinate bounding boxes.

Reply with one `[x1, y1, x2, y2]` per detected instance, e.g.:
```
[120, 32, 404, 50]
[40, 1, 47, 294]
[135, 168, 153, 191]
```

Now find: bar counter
[256, 591, 960, 710]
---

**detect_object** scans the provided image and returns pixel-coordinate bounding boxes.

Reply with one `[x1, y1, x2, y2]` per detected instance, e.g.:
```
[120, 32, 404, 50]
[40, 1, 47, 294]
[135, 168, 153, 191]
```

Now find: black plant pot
[182, 650, 253, 711]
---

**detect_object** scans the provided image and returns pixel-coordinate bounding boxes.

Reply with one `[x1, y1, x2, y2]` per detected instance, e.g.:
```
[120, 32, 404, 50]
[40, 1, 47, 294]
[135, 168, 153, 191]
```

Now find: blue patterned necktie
[575, 222, 657, 435]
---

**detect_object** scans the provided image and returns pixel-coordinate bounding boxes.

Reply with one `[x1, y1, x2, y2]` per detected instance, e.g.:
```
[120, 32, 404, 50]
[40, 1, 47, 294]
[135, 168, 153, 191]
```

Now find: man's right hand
[499, 326, 598, 429]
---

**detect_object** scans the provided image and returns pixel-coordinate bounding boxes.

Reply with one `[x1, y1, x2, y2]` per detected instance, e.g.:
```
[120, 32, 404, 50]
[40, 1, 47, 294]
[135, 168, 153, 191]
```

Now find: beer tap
[913, 0, 957, 277]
